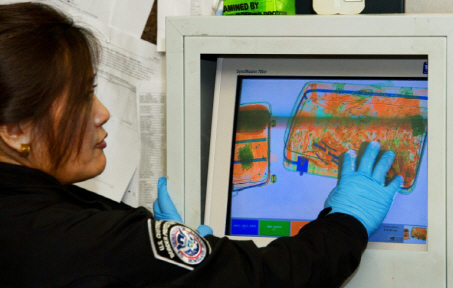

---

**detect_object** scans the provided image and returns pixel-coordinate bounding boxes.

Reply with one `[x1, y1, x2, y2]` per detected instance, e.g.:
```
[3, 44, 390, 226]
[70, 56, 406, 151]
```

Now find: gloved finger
[341, 150, 357, 178]
[157, 177, 178, 213]
[385, 175, 404, 196]
[357, 141, 381, 176]
[153, 198, 162, 215]
[196, 224, 213, 237]
[371, 150, 395, 185]
[157, 177, 183, 223]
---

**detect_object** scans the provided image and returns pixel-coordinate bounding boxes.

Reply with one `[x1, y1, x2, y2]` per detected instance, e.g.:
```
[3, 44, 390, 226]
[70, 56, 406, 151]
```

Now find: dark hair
[0, 2, 100, 170]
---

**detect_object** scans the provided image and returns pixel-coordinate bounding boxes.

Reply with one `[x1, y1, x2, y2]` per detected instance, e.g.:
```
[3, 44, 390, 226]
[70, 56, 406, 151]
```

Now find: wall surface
[406, 0, 453, 13]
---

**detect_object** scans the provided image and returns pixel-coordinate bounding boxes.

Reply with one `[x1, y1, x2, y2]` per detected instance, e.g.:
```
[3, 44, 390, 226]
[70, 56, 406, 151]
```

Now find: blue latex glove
[324, 141, 404, 236]
[153, 177, 183, 223]
[153, 177, 213, 237]
[195, 225, 213, 237]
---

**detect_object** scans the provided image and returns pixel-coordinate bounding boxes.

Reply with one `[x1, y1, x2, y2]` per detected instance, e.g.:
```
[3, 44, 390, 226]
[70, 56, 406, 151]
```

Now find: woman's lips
[96, 133, 108, 149]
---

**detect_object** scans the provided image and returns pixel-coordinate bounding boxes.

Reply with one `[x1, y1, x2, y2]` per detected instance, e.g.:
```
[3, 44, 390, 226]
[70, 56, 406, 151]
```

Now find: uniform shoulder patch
[148, 219, 211, 270]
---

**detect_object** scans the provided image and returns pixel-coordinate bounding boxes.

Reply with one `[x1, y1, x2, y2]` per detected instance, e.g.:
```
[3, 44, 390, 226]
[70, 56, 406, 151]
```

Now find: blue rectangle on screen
[231, 219, 259, 235]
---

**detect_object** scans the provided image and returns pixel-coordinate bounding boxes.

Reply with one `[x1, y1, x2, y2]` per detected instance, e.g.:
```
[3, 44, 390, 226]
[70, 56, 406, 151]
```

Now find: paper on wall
[0, 0, 154, 38]
[122, 169, 139, 207]
[122, 80, 167, 210]
[74, 18, 165, 202]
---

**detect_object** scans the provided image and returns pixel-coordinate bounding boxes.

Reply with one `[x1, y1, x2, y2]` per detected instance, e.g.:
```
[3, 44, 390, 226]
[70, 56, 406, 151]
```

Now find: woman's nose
[93, 95, 110, 126]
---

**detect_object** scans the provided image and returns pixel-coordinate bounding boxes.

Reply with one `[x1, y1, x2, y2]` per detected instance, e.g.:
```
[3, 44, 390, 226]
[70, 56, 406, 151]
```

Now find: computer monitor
[166, 15, 450, 287]
[205, 56, 428, 250]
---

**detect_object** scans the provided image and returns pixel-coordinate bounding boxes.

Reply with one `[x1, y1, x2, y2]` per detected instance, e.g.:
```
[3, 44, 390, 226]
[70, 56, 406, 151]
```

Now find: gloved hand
[153, 177, 213, 237]
[153, 177, 183, 223]
[324, 141, 404, 236]
[195, 225, 213, 237]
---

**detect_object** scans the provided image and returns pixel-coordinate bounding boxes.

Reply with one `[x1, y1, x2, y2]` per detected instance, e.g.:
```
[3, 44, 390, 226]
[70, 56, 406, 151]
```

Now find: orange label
[291, 221, 310, 236]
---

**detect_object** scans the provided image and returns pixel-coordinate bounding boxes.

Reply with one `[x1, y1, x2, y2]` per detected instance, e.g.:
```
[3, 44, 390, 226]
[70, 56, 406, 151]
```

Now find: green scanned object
[223, 0, 295, 15]
[237, 144, 254, 170]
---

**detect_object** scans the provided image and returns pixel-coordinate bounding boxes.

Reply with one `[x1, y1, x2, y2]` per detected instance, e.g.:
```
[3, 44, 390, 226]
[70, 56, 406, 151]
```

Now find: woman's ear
[0, 122, 31, 154]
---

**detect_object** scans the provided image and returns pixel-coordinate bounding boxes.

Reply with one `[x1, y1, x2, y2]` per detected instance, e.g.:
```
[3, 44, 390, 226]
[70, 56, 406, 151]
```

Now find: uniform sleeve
[11, 203, 191, 287]
[16, 183, 365, 288]
[169, 209, 368, 288]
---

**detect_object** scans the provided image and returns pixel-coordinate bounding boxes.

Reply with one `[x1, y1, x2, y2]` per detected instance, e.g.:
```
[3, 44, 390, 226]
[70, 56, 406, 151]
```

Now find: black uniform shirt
[0, 162, 367, 287]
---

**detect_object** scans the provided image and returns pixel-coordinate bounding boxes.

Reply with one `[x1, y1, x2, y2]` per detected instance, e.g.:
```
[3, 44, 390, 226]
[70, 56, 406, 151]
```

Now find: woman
[0, 2, 403, 287]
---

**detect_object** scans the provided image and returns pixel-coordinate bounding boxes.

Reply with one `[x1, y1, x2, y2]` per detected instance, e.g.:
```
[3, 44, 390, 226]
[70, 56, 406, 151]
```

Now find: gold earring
[20, 143, 30, 157]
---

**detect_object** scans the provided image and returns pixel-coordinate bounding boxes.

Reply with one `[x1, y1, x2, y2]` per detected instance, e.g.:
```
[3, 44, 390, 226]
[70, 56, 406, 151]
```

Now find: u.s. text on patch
[148, 220, 211, 270]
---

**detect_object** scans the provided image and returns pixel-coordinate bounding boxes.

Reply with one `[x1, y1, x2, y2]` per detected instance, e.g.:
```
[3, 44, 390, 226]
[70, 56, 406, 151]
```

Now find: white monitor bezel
[165, 16, 450, 287]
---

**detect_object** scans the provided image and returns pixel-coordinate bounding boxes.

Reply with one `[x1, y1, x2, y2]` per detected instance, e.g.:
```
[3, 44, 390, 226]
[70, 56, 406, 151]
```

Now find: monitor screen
[227, 76, 428, 245]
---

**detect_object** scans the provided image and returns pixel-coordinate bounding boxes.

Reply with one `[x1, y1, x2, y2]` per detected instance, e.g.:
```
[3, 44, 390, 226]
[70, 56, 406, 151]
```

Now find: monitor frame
[165, 15, 450, 287]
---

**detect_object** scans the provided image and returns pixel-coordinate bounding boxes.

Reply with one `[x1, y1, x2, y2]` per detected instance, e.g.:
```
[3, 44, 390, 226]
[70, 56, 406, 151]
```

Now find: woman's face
[47, 95, 110, 184]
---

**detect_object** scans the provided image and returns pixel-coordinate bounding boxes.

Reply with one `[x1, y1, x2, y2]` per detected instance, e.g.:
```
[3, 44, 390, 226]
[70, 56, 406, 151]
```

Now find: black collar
[0, 162, 61, 187]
